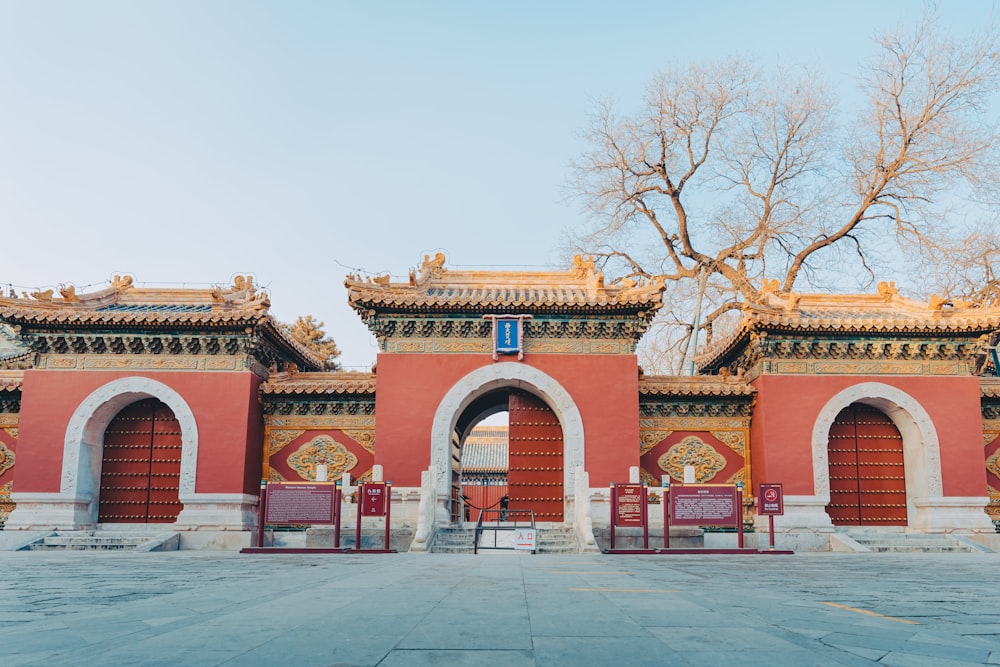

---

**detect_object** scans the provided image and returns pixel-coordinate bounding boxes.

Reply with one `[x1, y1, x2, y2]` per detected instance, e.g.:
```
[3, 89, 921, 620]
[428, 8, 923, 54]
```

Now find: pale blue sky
[2, 1, 997, 369]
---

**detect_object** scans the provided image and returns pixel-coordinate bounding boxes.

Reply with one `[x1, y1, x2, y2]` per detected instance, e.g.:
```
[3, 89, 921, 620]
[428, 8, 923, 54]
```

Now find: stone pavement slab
[0, 551, 999, 665]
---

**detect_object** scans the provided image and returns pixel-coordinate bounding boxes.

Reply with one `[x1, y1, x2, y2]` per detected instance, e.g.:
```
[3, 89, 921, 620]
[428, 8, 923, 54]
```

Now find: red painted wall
[750, 374, 985, 496]
[375, 353, 640, 486]
[15, 370, 263, 496]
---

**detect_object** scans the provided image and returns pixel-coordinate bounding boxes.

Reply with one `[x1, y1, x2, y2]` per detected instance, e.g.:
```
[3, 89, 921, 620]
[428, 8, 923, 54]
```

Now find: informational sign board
[669, 484, 740, 527]
[265, 483, 336, 525]
[758, 483, 784, 516]
[361, 482, 387, 517]
[514, 528, 536, 550]
[615, 484, 646, 527]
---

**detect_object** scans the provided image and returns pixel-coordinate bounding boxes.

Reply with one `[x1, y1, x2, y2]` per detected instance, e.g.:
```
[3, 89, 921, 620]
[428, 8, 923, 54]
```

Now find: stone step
[21, 532, 169, 552]
[844, 532, 979, 553]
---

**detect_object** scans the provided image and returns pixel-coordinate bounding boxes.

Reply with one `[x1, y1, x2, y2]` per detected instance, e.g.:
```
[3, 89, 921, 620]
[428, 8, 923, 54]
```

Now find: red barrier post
[384, 482, 392, 550]
[256, 480, 267, 548]
[736, 483, 744, 549]
[642, 484, 649, 550]
[609, 484, 617, 551]
[333, 481, 342, 549]
[355, 483, 364, 550]
[663, 480, 670, 549]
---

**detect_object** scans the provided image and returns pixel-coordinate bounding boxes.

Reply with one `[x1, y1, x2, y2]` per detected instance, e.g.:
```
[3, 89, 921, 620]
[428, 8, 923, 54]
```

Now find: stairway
[429, 526, 478, 553]
[428, 526, 580, 554]
[19, 531, 178, 552]
[838, 530, 987, 553]
[535, 526, 579, 554]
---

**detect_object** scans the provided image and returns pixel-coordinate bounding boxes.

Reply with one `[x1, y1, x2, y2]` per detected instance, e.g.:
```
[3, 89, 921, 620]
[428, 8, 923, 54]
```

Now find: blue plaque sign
[484, 314, 531, 361]
[496, 318, 519, 354]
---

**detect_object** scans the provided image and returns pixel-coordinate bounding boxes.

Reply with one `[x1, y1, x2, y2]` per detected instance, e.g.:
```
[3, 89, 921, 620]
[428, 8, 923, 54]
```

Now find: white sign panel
[514, 528, 536, 550]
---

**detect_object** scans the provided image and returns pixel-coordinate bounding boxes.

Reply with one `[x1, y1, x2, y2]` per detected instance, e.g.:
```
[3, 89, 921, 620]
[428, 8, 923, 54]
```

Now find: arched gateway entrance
[431, 363, 584, 525]
[825, 402, 907, 526]
[453, 389, 564, 523]
[98, 398, 183, 523]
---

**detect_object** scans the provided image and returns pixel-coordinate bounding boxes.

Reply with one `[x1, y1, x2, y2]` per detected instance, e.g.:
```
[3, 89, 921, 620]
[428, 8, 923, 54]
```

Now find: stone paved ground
[0, 551, 999, 666]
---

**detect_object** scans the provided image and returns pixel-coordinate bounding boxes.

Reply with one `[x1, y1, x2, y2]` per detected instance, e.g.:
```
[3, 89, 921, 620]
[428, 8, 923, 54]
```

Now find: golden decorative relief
[267, 429, 305, 456]
[773, 361, 809, 374]
[393, 341, 427, 353]
[83, 356, 201, 370]
[527, 340, 588, 354]
[811, 361, 925, 375]
[710, 430, 746, 457]
[205, 358, 238, 370]
[0, 414, 18, 429]
[984, 432, 1000, 447]
[987, 450, 1000, 481]
[0, 480, 13, 519]
[45, 357, 78, 369]
[287, 435, 358, 481]
[726, 468, 748, 487]
[588, 341, 625, 354]
[430, 340, 490, 353]
[266, 415, 375, 429]
[0, 439, 13, 476]
[343, 429, 375, 455]
[3, 426, 17, 440]
[640, 430, 673, 456]
[657, 436, 726, 483]
[267, 468, 286, 482]
[641, 417, 748, 430]
[639, 468, 660, 487]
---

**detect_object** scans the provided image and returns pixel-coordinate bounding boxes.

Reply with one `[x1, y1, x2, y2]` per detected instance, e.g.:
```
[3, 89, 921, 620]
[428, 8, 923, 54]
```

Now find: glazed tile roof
[0, 370, 23, 391]
[982, 378, 1000, 399]
[462, 426, 509, 473]
[0, 275, 271, 326]
[261, 371, 376, 395]
[639, 375, 755, 397]
[346, 253, 666, 316]
[0, 276, 325, 370]
[696, 281, 1000, 371]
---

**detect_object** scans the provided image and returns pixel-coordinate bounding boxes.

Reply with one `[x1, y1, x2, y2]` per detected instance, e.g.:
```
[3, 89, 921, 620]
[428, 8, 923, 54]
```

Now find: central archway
[431, 364, 584, 523]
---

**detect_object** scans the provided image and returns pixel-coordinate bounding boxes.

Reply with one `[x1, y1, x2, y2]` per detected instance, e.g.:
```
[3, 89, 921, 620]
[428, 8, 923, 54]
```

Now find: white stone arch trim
[61, 377, 199, 522]
[811, 381, 942, 530]
[431, 364, 585, 500]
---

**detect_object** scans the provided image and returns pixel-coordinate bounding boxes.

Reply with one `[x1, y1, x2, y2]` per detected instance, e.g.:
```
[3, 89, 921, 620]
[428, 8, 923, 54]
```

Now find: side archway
[431, 364, 584, 505]
[61, 377, 198, 524]
[811, 382, 940, 528]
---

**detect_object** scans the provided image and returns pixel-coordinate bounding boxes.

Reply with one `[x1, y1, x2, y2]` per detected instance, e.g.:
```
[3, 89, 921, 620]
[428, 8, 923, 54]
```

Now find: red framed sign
[758, 483, 784, 516]
[265, 482, 336, 525]
[614, 484, 646, 527]
[361, 482, 388, 517]
[669, 484, 740, 527]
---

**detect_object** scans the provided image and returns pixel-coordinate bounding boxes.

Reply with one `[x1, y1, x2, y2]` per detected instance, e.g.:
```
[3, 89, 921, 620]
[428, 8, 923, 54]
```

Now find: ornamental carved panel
[639, 428, 748, 488]
[657, 436, 727, 483]
[0, 439, 13, 476]
[286, 435, 359, 481]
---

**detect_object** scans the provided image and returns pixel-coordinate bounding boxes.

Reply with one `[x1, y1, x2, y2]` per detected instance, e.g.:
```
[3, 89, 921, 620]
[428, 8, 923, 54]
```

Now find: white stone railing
[410, 465, 438, 552]
[574, 466, 598, 551]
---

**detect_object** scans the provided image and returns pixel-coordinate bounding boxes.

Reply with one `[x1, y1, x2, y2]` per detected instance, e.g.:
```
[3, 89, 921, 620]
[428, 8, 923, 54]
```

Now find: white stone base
[910, 496, 995, 533]
[174, 494, 259, 530]
[758, 495, 835, 533]
[4, 493, 95, 530]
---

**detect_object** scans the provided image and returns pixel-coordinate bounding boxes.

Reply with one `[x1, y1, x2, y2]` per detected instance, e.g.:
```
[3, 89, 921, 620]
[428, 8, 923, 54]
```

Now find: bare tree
[569, 13, 1000, 372]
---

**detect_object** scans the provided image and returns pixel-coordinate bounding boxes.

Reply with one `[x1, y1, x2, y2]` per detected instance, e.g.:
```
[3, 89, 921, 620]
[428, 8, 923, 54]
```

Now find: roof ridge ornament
[410, 252, 447, 288]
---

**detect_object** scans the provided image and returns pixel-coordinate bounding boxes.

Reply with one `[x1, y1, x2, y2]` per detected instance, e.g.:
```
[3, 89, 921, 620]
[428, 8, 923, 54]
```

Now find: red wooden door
[507, 391, 563, 521]
[99, 398, 183, 523]
[826, 403, 907, 526]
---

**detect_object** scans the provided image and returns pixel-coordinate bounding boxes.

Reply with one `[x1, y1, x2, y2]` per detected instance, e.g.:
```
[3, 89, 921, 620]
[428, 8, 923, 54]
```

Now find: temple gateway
[1, 255, 998, 552]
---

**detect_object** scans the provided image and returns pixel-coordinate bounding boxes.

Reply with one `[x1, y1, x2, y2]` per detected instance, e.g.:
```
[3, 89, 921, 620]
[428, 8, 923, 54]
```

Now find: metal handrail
[473, 507, 536, 554]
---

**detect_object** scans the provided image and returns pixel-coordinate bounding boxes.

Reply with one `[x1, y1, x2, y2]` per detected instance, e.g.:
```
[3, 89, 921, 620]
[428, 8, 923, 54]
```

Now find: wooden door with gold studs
[826, 403, 907, 526]
[507, 391, 563, 522]
[98, 398, 183, 523]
